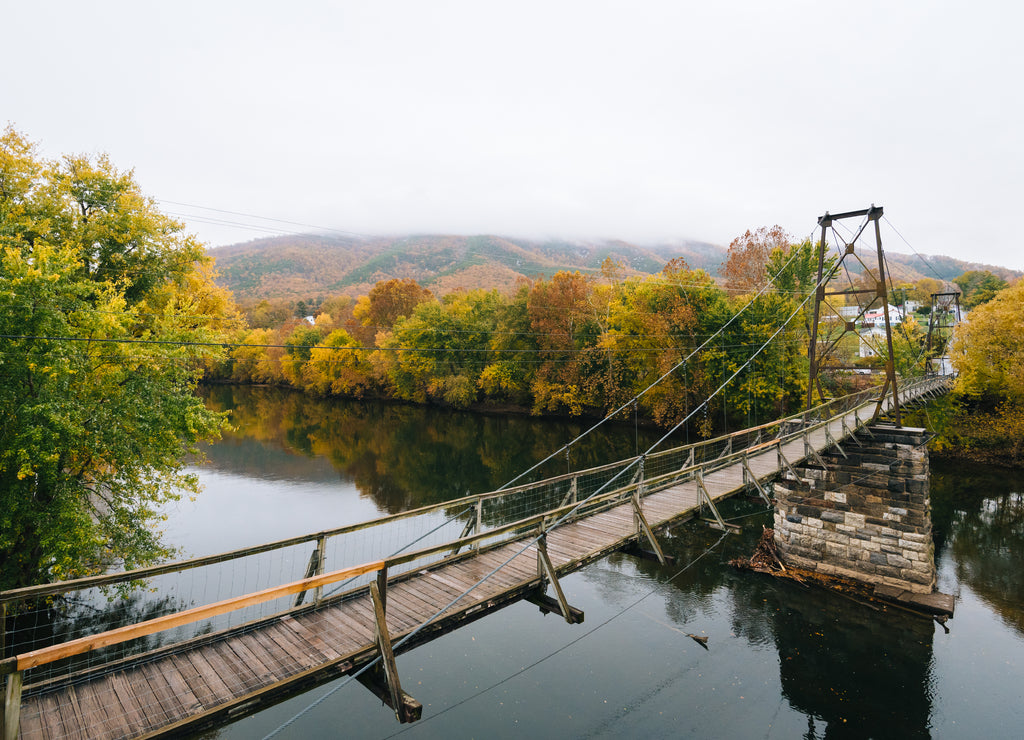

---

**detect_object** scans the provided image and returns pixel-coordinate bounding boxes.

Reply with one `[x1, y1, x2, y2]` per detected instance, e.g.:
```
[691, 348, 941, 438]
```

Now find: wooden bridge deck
[10, 387, 928, 739]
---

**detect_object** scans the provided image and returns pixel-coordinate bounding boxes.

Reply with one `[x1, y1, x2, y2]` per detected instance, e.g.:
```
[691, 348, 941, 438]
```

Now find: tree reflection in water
[200, 385, 683, 514]
[932, 459, 1024, 636]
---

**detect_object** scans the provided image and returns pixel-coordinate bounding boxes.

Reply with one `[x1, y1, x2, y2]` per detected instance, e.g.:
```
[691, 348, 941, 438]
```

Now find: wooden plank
[226, 634, 278, 684]
[567, 519, 628, 544]
[408, 582, 473, 621]
[181, 650, 236, 706]
[237, 627, 300, 678]
[137, 660, 187, 725]
[418, 568, 474, 594]
[642, 498, 690, 517]
[74, 681, 124, 740]
[541, 538, 589, 564]
[54, 685, 87, 740]
[568, 520, 628, 546]
[387, 583, 447, 621]
[447, 553, 514, 583]
[164, 658, 205, 717]
[399, 578, 471, 619]
[260, 624, 321, 672]
[37, 691, 74, 740]
[104, 669, 152, 737]
[565, 516, 623, 538]
[322, 604, 379, 652]
[169, 652, 224, 709]
[374, 592, 432, 634]
[284, 614, 347, 660]
[555, 523, 615, 548]
[13, 694, 49, 740]
[204, 642, 257, 697]
[314, 608, 373, 650]
[546, 539, 598, 563]
[475, 551, 535, 582]
[447, 560, 521, 590]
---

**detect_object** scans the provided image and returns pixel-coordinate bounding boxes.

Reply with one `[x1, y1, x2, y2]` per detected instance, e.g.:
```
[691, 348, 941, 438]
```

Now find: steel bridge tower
[806, 205, 902, 426]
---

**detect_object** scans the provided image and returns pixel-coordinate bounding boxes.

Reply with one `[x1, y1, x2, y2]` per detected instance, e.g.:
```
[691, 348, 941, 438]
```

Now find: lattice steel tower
[807, 205, 902, 425]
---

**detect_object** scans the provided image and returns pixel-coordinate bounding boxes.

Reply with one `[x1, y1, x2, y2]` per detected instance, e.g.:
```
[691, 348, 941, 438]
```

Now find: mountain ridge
[208, 232, 1020, 302]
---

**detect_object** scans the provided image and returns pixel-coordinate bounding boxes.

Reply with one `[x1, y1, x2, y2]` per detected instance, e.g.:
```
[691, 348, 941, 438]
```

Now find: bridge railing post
[473, 499, 483, 552]
[633, 456, 646, 534]
[314, 534, 327, 605]
[3, 669, 22, 740]
[294, 534, 328, 608]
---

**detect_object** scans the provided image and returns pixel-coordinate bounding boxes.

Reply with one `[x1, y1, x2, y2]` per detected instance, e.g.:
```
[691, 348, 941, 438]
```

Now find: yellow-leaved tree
[949, 278, 1024, 460]
[0, 128, 237, 590]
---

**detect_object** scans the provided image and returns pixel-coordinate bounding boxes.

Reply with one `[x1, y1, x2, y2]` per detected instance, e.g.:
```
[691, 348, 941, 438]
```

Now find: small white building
[863, 304, 904, 327]
[858, 324, 889, 357]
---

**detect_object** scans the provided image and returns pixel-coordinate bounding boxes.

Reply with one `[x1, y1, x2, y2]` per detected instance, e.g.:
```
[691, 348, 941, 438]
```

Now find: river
[171, 386, 1024, 739]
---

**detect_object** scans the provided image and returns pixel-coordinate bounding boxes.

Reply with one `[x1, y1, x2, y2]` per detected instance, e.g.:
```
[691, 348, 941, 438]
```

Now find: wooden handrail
[3, 559, 385, 673]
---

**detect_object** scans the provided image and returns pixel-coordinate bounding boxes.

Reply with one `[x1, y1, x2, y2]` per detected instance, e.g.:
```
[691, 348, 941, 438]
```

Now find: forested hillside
[210, 232, 1019, 304]
[210, 234, 728, 301]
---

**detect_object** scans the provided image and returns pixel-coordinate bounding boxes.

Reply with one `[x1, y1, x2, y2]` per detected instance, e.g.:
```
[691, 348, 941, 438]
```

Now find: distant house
[858, 323, 890, 358]
[862, 304, 904, 327]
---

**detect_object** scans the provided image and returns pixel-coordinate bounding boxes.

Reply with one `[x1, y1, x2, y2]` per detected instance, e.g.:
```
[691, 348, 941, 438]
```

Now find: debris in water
[687, 634, 709, 650]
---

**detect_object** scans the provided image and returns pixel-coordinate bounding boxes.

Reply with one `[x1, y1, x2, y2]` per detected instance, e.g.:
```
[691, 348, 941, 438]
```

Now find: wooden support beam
[777, 445, 800, 481]
[807, 445, 829, 469]
[377, 566, 389, 615]
[842, 417, 864, 446]
[696, 472, 731, 533]
[293, 535, 327, 607]
[525, 590, 585, 622]
[559, 478, 578, 510]
[742, 457, 771, 505]
[369, 580, 418, 723]
[450, 516, 476, 556]
[356, 664, 422, 723]
[825, 428, 847, 459]
[3, 670, 22, 740]
[535, 537, 581, 624]
[631, 494, 667, 565]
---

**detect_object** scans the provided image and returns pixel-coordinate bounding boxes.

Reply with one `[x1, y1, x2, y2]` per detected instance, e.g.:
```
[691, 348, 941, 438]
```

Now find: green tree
[382, 290, 501, 407]
[954, 270, 1009, 310]
[0, 128, 231, 590]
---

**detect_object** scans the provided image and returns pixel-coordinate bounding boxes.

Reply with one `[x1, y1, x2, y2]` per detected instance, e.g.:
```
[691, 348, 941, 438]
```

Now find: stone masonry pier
[773, 424, 952, 613]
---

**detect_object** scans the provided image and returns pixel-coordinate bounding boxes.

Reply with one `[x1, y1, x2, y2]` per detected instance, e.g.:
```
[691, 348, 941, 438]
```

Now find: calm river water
[173, 387, 1024, 739]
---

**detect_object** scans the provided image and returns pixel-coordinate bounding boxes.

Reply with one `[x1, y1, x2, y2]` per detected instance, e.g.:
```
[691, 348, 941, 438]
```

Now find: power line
[157, 199, 371, 239]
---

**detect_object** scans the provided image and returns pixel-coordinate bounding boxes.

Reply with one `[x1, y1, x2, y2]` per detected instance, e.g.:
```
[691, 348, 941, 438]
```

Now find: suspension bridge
[2, 205, 961, 738]
[1, 375, 951, 740]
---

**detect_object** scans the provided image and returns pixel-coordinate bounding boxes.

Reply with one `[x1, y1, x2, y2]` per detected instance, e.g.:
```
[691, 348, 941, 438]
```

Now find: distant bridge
[1, 376, 951, 739]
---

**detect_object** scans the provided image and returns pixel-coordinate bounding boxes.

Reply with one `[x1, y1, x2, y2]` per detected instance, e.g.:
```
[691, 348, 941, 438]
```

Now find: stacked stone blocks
[773, 424, 935, 594]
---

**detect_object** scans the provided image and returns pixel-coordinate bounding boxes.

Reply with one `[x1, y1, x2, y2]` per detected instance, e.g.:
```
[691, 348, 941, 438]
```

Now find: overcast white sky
[4, 1, 1022, 269]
